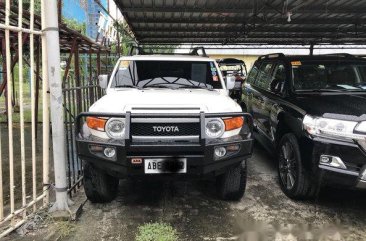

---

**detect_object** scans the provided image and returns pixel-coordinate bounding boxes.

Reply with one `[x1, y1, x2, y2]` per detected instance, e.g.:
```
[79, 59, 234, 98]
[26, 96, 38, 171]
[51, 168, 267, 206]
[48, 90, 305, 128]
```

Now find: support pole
[43, 0, 69, 212]
[309, 43, 314, 56]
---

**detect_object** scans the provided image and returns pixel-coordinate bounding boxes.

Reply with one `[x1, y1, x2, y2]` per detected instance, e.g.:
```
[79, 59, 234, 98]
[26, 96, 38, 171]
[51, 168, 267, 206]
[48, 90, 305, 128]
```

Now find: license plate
[144, 158, 187, 174]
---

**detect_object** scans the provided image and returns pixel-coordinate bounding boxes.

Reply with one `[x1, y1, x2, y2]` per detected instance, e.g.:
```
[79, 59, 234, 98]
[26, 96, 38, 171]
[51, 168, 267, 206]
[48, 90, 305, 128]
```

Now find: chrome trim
[319, 155, 347, 169]
[358, 140, 366, 152]
[318, 164, 359, 176]
[132, 135, 199, 142]
[355, 121, 366, 134]
[131, 118, 199, 123]
[359, 167, 366, 181]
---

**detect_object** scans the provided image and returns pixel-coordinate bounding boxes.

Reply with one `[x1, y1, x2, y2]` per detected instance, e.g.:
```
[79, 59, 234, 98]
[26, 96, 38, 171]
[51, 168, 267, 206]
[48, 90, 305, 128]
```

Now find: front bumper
[75, 112, 254, 179]
[312, 137, 366, 189]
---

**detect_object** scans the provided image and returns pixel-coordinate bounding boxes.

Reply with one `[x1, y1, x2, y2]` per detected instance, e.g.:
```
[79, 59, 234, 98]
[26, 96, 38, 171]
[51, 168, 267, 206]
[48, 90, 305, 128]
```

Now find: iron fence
[62, 54, 117, 196]
[0, 0, 50, 237]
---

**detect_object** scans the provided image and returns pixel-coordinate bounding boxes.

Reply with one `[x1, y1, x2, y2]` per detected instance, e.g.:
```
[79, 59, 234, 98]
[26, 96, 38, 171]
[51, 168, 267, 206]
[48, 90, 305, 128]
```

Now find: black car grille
[130, 122, 200, 136]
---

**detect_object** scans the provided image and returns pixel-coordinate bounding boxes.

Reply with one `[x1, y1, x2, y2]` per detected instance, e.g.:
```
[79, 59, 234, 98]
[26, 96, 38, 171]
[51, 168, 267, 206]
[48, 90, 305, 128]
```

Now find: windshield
[292, 61, 366, 92]
[110, 60, 222, 89]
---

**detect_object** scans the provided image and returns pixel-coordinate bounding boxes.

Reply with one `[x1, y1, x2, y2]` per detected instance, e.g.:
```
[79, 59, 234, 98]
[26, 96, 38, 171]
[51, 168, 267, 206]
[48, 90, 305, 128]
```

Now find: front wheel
[278, 133, 316, 199]
[216, 161, 247, 201]
[83, 162, 119, 203]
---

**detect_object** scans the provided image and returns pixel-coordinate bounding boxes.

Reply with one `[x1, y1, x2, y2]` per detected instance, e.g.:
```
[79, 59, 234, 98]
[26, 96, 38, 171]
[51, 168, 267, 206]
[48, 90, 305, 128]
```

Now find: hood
[89, 89, 241, 113]
[293, 93, 366, 117]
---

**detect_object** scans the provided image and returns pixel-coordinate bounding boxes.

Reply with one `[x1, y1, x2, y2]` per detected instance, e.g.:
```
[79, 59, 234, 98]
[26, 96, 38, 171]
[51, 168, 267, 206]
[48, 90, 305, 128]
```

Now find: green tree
[62, 17, 87, 35]
[13, 0, 42, 15]
[114, 21, 177, 55]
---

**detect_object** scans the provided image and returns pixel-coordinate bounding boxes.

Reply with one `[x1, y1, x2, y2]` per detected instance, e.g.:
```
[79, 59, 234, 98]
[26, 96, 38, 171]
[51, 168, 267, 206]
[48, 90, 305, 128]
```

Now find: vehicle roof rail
[321, 53, 356, 58]
[190, 47, 208, 57]
[258, 53, 285, 60]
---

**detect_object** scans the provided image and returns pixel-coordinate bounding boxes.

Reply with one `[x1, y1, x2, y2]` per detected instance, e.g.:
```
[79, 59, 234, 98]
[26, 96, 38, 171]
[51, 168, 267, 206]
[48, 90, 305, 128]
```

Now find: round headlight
[205, 118, 224, 138]
[106, 118, 125, 139]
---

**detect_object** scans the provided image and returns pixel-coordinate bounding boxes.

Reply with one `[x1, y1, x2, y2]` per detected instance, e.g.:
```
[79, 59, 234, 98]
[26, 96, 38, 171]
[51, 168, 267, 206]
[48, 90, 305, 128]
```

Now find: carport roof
[114, 0, 366, 45]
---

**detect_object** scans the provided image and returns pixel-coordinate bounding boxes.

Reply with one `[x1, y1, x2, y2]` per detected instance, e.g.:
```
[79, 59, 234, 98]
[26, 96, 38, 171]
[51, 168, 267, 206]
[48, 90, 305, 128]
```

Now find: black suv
[241, 53, 366, 199]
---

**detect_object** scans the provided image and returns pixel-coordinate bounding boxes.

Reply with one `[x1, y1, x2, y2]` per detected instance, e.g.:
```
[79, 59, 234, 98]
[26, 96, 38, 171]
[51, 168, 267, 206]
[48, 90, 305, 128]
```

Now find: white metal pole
[18, 0, 27, 218]
[41, 0, 50, 208]
[30, 0, 37, 213]
[43, 0, 69, 212]
[5, 0, 15, 221]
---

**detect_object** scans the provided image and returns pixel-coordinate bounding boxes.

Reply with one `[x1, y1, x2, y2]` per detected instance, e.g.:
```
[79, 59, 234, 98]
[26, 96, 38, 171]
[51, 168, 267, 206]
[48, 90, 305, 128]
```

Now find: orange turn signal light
[224, 117, 244, 131]
[86, 117, 107, 131]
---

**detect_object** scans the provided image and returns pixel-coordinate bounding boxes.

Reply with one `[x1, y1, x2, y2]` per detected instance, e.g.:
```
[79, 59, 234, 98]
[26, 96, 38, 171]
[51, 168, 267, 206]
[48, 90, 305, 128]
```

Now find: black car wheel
[83, 162, 119, 203]
[278, 133, 315, 200]
[216, 161, 247, 201]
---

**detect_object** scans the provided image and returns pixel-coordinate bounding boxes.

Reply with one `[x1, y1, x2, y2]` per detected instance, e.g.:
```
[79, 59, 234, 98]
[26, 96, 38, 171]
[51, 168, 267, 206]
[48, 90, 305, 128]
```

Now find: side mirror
[98, 75, 108, 89]
[226, 76, 235, 90]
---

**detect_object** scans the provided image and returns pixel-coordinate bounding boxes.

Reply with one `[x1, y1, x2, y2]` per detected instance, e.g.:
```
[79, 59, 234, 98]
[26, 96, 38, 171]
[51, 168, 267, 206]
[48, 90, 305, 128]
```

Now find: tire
[216, 161, 247, 201]
[83, 162, 119, 203]
[277, 133, 316, 200]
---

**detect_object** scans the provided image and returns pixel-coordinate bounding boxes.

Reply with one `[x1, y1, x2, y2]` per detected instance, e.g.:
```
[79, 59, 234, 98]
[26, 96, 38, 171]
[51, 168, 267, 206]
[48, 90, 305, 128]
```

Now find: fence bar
[5, 0, 15, 223]
[0, 219, 26, 239]
[30, 0, 37, 213]
[44, 0, 69, 212]
[41, 0, 50, 207]
[0, 193, 47, 226]
[18, 0, 27, 218]
[0, 24, 42, 35]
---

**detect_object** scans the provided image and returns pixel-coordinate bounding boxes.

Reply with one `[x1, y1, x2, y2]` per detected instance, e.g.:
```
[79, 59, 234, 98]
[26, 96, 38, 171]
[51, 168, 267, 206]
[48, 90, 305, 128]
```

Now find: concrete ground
[7, 145, 366, 240]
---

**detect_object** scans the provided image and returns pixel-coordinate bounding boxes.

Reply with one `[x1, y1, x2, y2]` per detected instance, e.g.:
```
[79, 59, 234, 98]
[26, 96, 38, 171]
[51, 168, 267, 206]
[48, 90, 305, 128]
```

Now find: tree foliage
[62, 17, 87, 35]
[13, 0, 42, 15]
[114, 21, 177, 55]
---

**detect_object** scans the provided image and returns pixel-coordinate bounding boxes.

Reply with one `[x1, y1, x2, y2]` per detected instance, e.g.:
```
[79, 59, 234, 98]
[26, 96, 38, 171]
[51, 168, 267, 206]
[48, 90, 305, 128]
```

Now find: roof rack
[128, 46, 146, 56]
[321, 53, 356, 58]
[128, 46, 208, 57]
[189, 47, 208, 57]
[258, 53, 285, 60]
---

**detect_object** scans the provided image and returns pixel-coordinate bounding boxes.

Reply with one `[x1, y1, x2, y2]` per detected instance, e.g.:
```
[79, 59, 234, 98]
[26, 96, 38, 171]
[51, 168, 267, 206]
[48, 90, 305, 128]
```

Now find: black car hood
[292, 93, 366, 117]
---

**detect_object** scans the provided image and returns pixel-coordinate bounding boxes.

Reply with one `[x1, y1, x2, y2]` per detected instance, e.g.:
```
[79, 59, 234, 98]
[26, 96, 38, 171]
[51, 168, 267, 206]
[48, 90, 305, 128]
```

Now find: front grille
[130, 122, 200, 136]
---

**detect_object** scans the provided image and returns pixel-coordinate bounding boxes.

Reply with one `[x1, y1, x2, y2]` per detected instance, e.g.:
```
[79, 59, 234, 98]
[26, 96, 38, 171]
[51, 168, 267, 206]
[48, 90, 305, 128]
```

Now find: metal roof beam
[129, 18, 364, 25]
[121, 7, 366, 14]
[140, 40, 366, 45]
[139, 34, 366, 39]
[133, 27, 366, 33]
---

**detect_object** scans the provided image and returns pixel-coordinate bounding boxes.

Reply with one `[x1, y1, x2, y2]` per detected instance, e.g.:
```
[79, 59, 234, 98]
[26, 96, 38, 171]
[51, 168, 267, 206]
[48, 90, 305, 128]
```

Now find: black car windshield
[110, 60, 222, 89]
[292, 61, 366, 92]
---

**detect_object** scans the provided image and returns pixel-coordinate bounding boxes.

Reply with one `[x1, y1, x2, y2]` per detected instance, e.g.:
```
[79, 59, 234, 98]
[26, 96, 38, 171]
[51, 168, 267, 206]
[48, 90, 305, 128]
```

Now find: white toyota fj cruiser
[76, 49, 253, 202]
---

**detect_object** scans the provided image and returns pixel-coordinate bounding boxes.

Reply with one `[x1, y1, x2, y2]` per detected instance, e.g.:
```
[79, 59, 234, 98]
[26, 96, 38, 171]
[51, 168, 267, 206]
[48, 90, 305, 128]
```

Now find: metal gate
[0, 0, 50, 237]
[62, 50, 116, 196]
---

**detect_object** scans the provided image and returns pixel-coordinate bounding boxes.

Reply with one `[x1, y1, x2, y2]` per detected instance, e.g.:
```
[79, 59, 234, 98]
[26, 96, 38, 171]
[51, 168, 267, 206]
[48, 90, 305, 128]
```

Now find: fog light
[320, 155, 346, 169]
[320, 155, 331, 163]
[104, 147, 116, 158]
[214, 147, 227, 158]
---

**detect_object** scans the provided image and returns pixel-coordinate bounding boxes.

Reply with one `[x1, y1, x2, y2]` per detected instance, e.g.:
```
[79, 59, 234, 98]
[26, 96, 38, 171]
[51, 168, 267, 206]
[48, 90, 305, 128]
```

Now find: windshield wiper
[114, 85, 141, 89]
[177, 85, 214, 91]
[145, 84, 176, 89]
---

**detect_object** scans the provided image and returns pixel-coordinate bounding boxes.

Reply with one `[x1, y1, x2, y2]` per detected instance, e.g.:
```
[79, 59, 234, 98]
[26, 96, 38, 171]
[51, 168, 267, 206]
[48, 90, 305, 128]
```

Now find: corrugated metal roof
[114, 0, 366, 45]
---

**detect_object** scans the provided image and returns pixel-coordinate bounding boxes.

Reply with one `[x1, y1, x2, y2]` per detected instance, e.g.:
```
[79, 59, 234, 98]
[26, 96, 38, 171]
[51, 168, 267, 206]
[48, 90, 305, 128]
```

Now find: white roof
[119, 55, 215, 62]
